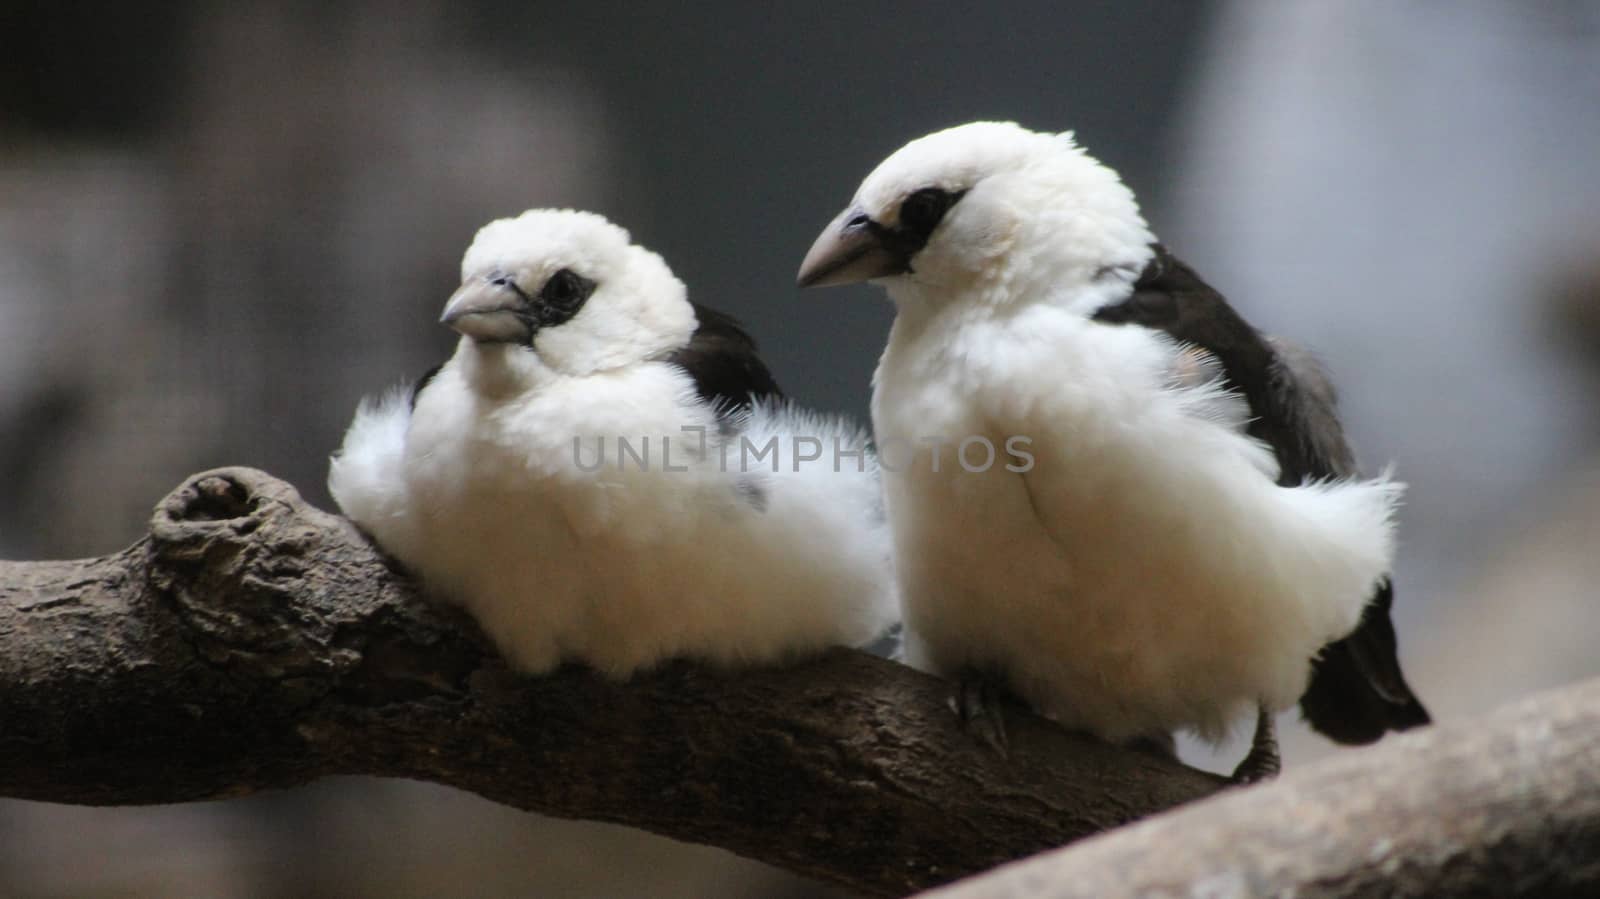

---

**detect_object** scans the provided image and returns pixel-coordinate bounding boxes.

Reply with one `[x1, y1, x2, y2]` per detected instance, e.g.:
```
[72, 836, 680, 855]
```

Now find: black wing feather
[1094, 244, 1429, 744]
[664, 303, 783, 416]
[408, 363, 443, 410]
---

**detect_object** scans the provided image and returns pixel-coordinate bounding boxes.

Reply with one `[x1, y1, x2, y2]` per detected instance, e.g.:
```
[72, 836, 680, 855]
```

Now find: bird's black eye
[898, 187, 963, 240]
[540, 268, 596, 311]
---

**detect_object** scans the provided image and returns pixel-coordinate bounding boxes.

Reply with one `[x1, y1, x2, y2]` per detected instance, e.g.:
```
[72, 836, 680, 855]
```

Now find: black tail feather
[1300, 580, 1430, 745]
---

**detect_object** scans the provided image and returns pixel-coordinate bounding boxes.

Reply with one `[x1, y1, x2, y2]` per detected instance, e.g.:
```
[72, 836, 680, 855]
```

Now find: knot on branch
[140, 469, 398, 688]
[139, 467, 488, 710]
[179, 473, 257, 522]
[151, 467, 315, 549]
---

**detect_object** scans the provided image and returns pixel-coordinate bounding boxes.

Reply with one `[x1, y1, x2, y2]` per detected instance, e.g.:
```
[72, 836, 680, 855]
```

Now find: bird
[796, 121, 1428, 780]
[330, 208, 897, 678]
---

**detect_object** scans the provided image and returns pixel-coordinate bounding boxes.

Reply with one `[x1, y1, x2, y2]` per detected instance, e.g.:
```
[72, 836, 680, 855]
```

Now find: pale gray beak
[796, 206, 910, 288]
[440, 276, 531, 342]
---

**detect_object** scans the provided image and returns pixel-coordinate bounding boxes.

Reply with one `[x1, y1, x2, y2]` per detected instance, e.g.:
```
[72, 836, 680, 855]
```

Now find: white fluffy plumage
[806, 122, 1402, 743]
[330, 209, 896, 676]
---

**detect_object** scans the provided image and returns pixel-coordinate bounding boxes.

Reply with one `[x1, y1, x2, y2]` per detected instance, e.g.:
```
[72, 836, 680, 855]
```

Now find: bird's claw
[1230, 704, 1281, 784]
[952, 671, 1011, 758]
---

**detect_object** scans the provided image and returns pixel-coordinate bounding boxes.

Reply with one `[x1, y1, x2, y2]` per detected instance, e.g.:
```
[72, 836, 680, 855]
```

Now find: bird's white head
[797, 122, 1154, 308]
[442, 209, 695, 376]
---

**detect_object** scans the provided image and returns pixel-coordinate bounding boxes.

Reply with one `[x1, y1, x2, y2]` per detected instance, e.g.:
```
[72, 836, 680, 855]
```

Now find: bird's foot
[949, 669, 1011, 758]
[1230, 704, 1281, 784]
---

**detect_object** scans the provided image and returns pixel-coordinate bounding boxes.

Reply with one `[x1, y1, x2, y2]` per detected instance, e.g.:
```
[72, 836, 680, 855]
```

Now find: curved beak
[440, 277, 531, 342]
[796, 206, 909, 288]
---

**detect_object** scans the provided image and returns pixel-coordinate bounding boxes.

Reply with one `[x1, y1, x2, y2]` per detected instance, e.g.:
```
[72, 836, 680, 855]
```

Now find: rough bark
[0, 467, 1224, 897]
[919, 677, 1600, 899]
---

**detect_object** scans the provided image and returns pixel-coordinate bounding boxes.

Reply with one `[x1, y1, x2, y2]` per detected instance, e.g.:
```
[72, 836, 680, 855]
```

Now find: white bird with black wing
[331, 209, 896, 676]
[798, 122, 1427, 779]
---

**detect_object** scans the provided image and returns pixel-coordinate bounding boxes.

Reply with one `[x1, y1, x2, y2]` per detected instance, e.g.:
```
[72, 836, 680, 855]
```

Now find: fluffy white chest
[873, 302, 1395, 743]
[399, 359, 717, 671]
[337, 348, 897, 678]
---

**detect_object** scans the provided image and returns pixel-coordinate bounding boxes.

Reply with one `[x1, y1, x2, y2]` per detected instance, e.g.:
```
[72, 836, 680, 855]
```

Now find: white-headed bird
[797, 122, 1427, 779]
[331, 209, 896, 677]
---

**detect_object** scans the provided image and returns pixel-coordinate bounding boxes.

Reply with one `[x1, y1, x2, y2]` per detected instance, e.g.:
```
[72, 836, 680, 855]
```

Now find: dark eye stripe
[532, 267, 597, 332]
[898, 187, 965, 243]
[867, 187, 968, 269]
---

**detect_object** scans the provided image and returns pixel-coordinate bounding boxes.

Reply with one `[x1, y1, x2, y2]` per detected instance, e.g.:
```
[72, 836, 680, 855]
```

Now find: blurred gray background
[2, 1, 1597, 895]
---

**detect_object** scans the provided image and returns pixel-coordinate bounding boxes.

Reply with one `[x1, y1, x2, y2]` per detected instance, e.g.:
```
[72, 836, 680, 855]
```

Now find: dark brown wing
[408, 363, 443, 410]
[664, 303, 783, 418]
[1093, 244, 1429, 743]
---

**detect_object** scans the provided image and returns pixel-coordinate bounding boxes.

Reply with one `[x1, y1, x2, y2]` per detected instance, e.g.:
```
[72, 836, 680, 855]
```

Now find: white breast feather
[878, 303, 1401, 743]
[330, 357, 897, 677]
[327, 387, 418, 561]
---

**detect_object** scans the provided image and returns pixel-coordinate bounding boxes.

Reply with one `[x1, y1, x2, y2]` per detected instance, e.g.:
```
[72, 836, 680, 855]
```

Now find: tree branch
[0, 467, 1223, 897]
[918, 676, 1600, 899]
